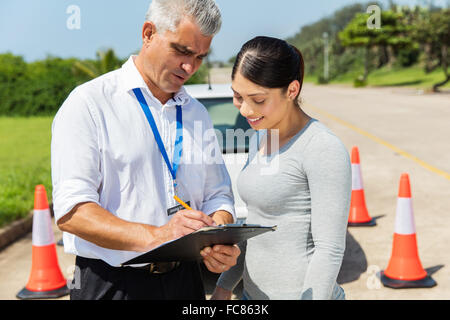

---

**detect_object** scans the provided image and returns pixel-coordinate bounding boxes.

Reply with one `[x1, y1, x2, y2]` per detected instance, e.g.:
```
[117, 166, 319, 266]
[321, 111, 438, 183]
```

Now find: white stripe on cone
[394, 198, 416, 235]
[32, 209, 55, 247]
[351, 164, 363, 190]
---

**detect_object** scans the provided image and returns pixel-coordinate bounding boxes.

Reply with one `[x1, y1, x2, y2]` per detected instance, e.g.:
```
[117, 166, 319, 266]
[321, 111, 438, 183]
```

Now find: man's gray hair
[145, 0, 222, 36]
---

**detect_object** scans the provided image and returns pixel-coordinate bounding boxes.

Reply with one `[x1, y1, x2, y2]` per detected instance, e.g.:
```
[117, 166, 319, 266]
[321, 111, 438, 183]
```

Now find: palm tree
[73, 48, 124, 80]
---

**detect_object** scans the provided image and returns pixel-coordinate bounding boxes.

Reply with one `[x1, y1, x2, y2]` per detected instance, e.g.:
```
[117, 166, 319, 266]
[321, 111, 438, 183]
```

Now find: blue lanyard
[133, 88, 183, 188]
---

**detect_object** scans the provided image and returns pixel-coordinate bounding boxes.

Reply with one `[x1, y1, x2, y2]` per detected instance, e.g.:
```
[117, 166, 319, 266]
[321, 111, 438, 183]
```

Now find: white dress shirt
[51, 56, 235, 266]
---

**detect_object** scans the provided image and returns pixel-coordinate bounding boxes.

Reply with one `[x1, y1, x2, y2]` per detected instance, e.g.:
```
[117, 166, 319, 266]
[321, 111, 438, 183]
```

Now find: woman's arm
[301, 132, 351, 299]
[211, 240, 247, 300]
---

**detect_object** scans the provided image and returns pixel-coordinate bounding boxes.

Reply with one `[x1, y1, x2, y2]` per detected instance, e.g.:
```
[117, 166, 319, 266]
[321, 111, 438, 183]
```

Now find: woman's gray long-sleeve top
[217, 119, 351, 300]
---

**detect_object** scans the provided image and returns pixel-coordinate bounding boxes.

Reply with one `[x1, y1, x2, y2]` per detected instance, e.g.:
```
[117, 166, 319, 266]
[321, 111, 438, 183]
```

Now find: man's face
[141, 17, 212, 98]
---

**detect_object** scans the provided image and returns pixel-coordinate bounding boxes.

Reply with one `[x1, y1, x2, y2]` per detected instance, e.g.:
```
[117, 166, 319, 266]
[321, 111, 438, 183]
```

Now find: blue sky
[0, 0, 447, 62]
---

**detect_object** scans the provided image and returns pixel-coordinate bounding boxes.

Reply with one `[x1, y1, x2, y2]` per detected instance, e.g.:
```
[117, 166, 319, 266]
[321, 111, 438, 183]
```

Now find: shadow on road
[337, 231, 368, 284]
[425, 264, 444, 277]
[371, 215, 386, 224]
[374, 80, 423, 87]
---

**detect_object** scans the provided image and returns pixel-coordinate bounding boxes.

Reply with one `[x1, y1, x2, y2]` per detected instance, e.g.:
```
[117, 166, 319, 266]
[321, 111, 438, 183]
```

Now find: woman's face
[231, 71, 293, 131]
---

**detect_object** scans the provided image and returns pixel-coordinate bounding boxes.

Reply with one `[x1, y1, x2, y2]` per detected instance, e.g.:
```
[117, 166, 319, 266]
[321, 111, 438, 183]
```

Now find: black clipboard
[122, 224, 276, 265]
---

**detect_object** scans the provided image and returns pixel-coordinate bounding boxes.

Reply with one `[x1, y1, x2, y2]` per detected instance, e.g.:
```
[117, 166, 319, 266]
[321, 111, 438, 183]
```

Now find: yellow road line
[305, 104, 450, 182]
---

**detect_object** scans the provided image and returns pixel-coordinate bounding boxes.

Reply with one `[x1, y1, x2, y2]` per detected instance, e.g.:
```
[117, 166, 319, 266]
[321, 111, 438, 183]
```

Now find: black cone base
[380, 271, 437, 289]
[16, 285, 70, 300]
[348, 218, 376, 227]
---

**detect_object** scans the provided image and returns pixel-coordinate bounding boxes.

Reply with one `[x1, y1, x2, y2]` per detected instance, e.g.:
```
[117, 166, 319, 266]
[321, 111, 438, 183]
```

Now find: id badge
[167, 179, 192, 216]
[167, 200, 191, 216]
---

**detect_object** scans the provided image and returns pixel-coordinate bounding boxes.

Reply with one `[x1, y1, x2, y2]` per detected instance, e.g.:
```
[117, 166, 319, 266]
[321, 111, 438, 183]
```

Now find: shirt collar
[121, 55, 191, 107]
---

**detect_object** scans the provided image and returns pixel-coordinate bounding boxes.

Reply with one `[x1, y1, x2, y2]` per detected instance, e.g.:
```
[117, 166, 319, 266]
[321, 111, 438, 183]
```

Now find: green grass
[368, 66, 450, 89]
[306, 65, 450, 90]
[0, 117, 53, 228]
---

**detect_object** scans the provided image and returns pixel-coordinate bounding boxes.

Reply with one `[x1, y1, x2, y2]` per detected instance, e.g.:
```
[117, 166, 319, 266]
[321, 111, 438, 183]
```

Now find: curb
[0, 204, 54, 252]
[0, 211, 33, 251]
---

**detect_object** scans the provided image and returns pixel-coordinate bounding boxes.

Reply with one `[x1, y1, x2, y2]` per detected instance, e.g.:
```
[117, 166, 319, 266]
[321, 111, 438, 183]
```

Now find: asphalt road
[301, 83, 450, 299]
[0, 81, 448, 300]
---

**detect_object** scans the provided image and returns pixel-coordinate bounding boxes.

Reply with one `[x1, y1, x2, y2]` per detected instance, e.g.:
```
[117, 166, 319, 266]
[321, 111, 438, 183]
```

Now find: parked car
[184, 84, 253, 222]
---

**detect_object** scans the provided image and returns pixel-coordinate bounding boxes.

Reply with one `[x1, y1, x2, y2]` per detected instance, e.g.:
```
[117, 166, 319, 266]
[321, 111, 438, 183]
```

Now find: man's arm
[57, 202, 158, 252]
[58, 202, 216, 253]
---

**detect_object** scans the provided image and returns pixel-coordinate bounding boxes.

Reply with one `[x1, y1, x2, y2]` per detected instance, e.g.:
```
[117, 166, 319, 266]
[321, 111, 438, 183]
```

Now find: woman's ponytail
[290, 45, 305, 93]
[289, 44, 305, 107]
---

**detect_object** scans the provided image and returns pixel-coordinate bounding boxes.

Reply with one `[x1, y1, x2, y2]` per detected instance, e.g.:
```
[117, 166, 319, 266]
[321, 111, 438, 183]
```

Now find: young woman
[211, 36, 351, 300]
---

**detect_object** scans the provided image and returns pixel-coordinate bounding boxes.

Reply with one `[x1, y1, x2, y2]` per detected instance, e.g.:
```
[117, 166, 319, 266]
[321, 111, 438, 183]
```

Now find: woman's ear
[287, 80, 301, 101]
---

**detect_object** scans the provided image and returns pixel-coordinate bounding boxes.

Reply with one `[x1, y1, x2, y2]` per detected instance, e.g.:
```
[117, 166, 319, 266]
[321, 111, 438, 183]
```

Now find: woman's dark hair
[232, 36, 305, 105]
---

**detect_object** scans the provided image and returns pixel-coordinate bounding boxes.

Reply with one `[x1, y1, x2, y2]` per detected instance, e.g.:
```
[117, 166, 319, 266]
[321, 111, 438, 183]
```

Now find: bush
[0, 54, 80, 116]
[0, 52, 209, 117]
[317, 75, 329, 84]
[185, 63, 208, 85]
[396, 46, 421, 67]
[353, 75, 367, 87]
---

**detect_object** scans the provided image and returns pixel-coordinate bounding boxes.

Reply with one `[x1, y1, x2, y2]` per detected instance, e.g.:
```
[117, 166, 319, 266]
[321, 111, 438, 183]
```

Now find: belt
[131, 261, 181, 274]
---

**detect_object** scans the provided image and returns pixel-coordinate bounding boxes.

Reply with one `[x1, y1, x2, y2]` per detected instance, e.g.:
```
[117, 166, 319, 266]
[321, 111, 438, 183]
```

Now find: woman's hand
[201, 244, 241, 273]
[210, 210, 234, 226]
[210, 286, 233, 300]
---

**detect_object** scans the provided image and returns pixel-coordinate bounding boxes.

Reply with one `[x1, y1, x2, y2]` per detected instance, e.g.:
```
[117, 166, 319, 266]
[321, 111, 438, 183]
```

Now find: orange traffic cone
[16, 185, 70, 299]
[380, 174, 436, 288]
[348, 147, 376, 226]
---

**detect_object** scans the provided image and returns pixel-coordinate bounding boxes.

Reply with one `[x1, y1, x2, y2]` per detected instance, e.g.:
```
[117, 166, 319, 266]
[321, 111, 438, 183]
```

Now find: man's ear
[142, 21, 157, 45]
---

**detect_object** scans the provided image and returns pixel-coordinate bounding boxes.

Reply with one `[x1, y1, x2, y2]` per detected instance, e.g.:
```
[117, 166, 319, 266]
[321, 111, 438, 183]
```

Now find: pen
[173, 195, 192, 210]
[173, 195, 219, 227]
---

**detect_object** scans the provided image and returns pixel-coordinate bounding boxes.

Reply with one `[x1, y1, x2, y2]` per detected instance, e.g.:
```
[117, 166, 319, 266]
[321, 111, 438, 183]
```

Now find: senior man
[51, 0, 240, 300]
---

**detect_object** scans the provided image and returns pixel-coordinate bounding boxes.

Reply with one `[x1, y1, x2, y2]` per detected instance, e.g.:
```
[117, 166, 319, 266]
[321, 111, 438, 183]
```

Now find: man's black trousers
[70, 256, 206, 300]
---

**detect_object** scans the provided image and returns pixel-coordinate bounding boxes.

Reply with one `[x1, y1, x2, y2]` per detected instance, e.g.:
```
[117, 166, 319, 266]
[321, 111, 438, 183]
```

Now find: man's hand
[200, 244, 241, 274]
[156, 209, 215, 245]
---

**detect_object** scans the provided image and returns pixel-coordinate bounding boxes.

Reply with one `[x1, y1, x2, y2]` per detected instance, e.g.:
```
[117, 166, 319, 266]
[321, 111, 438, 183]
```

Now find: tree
[185, 48, 211, 85]
[413, 9, 450, 91]
[339, 10, 414, 82]
[72, 48, 124, 80]
[429, 10, 450, 91]
[286, 3, 366, 78]
[228, 55, 236, 66]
